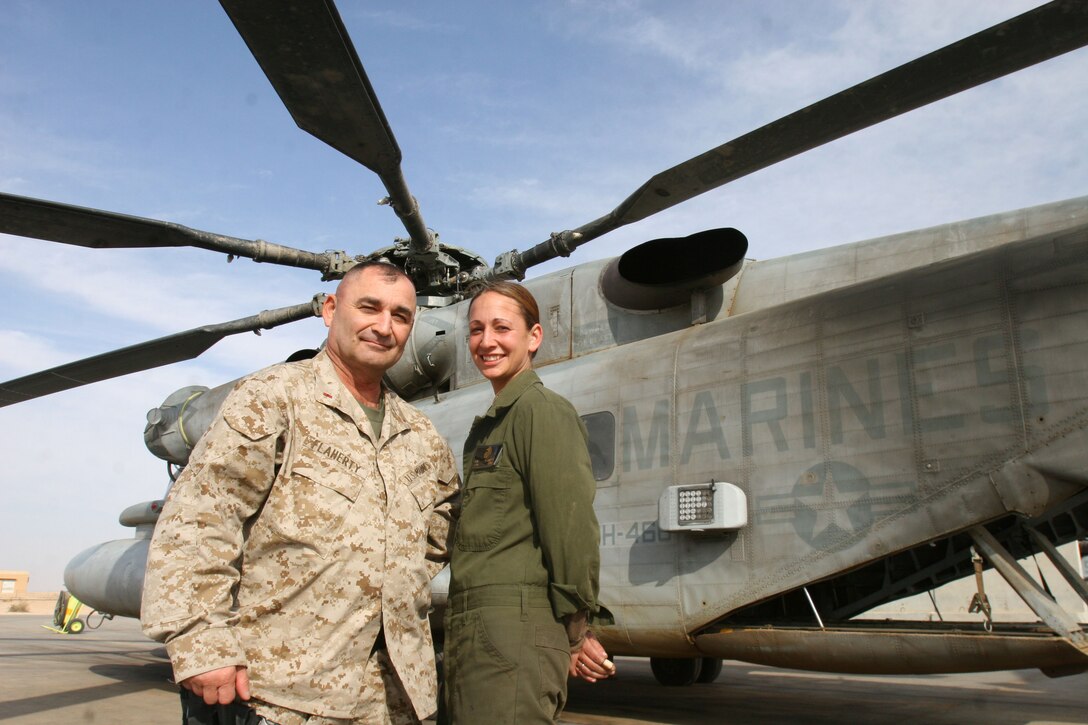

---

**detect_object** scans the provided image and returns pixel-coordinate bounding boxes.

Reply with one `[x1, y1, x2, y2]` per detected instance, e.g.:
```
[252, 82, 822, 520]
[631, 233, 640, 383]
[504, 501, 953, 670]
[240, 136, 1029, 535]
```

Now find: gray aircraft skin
[4, 1, 1088, 685]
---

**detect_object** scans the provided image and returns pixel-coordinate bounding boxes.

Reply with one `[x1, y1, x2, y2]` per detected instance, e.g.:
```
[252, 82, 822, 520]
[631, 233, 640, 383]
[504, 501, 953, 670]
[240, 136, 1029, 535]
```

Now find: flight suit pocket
[456, 466, 515, 552]
[444, 610, 518, 722]
[535, 623, 571, 712]
[267, 455, 363, 558]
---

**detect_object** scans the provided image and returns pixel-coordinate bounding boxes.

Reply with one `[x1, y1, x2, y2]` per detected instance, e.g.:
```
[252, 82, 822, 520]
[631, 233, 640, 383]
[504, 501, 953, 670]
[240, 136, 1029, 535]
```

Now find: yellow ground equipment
[44, 590, 86, 634]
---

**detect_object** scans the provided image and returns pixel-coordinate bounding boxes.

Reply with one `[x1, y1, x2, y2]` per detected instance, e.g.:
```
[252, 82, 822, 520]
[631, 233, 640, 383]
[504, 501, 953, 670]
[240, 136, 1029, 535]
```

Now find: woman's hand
[569, 631, 615, 682]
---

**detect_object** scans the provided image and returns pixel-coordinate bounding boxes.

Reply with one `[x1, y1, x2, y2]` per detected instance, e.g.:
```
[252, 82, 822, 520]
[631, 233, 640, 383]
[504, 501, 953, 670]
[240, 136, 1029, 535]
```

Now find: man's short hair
[341, 260, 413, 286]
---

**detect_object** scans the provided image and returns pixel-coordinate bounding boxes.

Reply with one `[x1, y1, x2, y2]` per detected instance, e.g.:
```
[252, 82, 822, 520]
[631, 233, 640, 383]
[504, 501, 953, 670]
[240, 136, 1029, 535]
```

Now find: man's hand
[181, 665, 251, 705]
[569, 631, 615, 683]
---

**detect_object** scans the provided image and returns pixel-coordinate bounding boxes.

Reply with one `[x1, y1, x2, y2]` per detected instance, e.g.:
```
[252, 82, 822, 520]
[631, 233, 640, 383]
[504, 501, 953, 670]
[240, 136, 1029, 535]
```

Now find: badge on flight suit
[472, 444, 503, 470]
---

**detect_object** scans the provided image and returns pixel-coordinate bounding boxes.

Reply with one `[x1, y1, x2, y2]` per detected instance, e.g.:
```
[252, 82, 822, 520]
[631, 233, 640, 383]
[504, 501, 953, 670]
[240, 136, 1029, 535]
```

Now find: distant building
[0, 571, 28, 596]
[0, 570, 57, 614]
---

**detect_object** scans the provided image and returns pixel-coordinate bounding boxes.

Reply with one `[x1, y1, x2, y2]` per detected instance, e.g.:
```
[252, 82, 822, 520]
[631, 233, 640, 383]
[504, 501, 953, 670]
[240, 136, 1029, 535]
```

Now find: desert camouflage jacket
[141, 349, 460, 719]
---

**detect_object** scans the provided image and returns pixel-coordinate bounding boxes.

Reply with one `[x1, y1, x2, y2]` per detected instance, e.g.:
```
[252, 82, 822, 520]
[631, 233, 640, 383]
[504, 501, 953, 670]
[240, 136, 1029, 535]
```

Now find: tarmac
[2, 614, 1087, 724]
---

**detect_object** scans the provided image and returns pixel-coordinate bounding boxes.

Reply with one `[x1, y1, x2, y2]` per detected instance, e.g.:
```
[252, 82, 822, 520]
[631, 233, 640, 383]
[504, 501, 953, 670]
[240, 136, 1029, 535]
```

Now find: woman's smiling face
[468, 291, 543, 393]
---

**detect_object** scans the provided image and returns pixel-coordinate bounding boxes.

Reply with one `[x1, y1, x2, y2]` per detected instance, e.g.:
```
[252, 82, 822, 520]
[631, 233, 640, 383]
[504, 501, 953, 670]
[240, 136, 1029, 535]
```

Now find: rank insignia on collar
[472, 444, 503, 470]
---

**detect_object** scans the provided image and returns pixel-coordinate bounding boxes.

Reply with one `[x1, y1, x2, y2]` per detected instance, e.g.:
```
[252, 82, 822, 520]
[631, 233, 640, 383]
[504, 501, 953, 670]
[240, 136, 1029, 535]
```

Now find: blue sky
[1, 1, 1085, 592]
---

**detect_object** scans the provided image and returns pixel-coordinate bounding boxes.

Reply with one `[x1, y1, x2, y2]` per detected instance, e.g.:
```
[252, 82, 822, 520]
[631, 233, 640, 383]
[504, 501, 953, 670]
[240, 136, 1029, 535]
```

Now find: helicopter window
[580, 412, 615, 482]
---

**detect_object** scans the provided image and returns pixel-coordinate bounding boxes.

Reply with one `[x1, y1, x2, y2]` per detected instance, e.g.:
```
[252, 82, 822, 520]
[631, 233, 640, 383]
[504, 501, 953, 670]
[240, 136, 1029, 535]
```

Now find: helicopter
[3, 0, 1088, 687]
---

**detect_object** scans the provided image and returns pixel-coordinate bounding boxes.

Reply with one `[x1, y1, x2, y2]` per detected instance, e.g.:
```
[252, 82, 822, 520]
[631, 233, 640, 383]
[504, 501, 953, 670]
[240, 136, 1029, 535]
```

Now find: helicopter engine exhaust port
[600, 228, 748, 311]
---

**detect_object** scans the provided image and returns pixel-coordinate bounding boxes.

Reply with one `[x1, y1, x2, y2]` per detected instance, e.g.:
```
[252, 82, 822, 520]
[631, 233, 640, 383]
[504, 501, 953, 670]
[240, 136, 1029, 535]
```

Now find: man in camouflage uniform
[142, 262, 460, 725]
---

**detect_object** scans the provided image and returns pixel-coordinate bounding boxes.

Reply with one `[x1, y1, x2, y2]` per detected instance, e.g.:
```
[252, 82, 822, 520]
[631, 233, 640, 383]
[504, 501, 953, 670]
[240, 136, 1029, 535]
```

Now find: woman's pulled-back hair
[468, 281, 541, 329]
[468, 281, 542, 358]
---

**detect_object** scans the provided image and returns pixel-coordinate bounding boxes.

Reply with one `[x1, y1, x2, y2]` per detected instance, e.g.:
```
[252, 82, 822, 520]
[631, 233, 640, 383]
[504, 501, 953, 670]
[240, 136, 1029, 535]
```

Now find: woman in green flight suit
[441, 281, 614, 724]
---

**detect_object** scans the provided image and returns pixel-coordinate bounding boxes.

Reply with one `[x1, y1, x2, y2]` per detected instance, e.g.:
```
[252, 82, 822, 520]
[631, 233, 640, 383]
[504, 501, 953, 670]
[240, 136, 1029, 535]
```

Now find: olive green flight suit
[442, 370, 608, 724]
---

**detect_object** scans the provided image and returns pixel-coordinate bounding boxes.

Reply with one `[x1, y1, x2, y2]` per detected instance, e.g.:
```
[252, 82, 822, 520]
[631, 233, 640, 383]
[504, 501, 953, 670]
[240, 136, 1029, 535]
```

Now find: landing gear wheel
[68, 618, 85, 634]
[696, 657, 722, 683]
[650, 657, 703, 686]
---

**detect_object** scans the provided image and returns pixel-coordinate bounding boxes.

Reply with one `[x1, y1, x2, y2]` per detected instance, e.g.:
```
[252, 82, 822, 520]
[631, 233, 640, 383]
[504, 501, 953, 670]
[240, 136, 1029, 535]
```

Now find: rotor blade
[218, 0, 434, 255]
[0, 192, 342, 276]
[0, 296, 325, 408]
[508, 0, 1088, 275]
